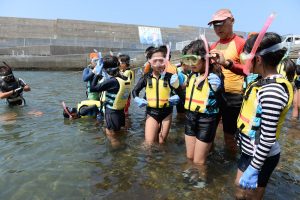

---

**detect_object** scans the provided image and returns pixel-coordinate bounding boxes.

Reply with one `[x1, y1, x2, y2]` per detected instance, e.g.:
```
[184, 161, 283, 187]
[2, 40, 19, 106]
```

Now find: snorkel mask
[0, 62, 15, 82]
[240, 41, 286, 65]
[181, 55, 202, 66]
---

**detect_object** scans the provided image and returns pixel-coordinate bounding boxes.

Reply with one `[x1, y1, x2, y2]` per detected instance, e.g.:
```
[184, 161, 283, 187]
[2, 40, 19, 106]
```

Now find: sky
[0, 0, 299, 36]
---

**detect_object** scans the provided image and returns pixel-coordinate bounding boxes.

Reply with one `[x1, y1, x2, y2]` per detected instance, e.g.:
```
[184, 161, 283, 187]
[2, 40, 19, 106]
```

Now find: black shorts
[238, 153, 280, 187]
[146, 107, 172, 124]
[219, 92, 243, 134]
[105, 108, 125, 131]
[185, 111, 218, 143]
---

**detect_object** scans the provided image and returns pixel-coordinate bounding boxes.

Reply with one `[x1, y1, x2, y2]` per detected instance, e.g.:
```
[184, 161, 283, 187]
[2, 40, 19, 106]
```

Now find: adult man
[208, 9, 245, 154]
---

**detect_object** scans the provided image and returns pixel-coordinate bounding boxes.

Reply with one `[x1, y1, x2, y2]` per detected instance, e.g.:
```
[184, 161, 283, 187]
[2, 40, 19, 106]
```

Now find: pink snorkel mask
[148, 44, 170, 74]
[242, 13, 277, 75]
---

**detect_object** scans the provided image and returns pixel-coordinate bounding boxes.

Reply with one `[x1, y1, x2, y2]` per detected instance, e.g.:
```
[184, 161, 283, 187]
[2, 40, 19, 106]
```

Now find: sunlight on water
[0, 71, 299, 199]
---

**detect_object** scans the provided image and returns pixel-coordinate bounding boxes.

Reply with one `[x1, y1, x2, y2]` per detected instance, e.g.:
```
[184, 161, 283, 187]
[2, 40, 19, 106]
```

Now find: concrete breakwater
[0, 16, 246, 70]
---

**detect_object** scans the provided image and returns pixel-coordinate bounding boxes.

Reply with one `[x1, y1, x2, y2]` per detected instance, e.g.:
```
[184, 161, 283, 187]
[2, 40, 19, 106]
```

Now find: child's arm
[0, 90, 14, 99]
[19, 78, 30, 92]
[90, 75, 116, 93]
[132, 76, 147, 98]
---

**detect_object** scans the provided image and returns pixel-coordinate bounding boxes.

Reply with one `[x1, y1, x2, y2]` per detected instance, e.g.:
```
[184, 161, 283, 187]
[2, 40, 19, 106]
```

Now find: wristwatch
[224, 59, 233, 69]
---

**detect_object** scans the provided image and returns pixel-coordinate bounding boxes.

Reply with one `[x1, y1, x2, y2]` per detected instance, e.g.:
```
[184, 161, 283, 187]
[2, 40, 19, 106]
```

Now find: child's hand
[134, 97, 148, 108]
[169, 95, 180, 106]
[208, 73, 221, 91]
[170, 74, 179, 88]
[13, 87, 23, 95]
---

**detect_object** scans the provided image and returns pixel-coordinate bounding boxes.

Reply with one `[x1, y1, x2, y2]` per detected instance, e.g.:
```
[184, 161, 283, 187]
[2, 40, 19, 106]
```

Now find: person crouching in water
[181, 40, 223, 185]
[118, 54, 135, 116]
[90, 55, 131, 147]
[0, 63, 30, 106]
[63, 100, 102, 120]
[132, 45, 180, 146]
[235, 32, 293, 200]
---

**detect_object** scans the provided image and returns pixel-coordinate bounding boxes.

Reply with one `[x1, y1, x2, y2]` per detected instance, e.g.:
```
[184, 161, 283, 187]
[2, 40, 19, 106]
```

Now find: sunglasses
[181, 55, 202, 66]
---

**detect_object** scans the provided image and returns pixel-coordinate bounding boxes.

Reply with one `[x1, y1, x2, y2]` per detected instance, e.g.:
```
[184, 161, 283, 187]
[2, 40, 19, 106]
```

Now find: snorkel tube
[62, 101, 72, 119]
[243, 13, 276, 75]
[163, 44, 171, 76]
[194, 34, 210, 87]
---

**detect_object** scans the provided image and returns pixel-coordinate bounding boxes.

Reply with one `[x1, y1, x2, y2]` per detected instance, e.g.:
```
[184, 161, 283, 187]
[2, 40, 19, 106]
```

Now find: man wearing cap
[208, 9, 246, 154]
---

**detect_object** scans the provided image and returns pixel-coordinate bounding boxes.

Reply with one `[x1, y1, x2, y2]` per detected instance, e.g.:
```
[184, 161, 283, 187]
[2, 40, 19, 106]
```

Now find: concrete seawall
[0, 16, 247, 70]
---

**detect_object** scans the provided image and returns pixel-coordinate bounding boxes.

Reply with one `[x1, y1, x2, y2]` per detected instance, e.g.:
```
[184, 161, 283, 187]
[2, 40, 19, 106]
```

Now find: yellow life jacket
[105, 77, 131, 110]
[237, 77, 293, 140]
[145, 76, 171, 108]
[184, 73, 215, 113]
[122, 69, 135, 88]
[77, 100, 100, 118]
[277, 61, 286, 78]
[98, 78, 106, 103]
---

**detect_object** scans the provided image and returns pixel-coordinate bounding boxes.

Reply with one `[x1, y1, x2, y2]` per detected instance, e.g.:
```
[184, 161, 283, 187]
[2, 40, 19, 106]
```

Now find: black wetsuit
[0, 77, 27, 106]
[90, 74, 127, 131]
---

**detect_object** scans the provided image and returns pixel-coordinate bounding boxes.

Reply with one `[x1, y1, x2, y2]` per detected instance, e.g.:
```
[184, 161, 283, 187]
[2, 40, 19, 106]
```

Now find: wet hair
[103, 55, 120, 76]
[118, 54, 130, 66]
[146, 45, 167, 59]
[182, 44, 190, 55]
[182, 39, 207, 58]
[145, 46, 155, 59]
[281, 58, 296, 82]
[0, 64, 13, 76]
[243, 32, 287, 68]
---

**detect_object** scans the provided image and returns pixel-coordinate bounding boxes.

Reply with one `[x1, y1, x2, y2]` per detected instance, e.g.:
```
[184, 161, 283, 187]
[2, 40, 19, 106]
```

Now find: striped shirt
[238, 75, 289, 170]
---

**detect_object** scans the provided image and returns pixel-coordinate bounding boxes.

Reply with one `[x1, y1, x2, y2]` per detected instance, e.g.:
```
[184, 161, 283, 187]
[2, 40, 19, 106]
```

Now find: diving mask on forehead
[240, 42, 286, 65]
[181, 55, 202, 66]
[256, 42, 285, 56]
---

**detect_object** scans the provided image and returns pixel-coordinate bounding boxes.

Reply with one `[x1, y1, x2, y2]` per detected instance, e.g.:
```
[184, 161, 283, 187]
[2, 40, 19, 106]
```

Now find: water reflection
[0, 71, 298, 199]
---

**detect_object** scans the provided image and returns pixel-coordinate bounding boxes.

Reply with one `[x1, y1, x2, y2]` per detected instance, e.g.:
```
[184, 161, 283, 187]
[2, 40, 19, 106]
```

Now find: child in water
[0, 62, 31, 106]
[90, 55, 131, 147]
[118, 54, 134, 116]
[235, 32, 293, 200]
[181, 40, 223, 186]
[132, 45, 180, 146]
[62, 100, 103, 120]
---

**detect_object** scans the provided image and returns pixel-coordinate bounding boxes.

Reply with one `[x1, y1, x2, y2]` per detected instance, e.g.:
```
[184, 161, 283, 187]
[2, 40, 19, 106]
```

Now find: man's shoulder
[233, 35, 246, 45]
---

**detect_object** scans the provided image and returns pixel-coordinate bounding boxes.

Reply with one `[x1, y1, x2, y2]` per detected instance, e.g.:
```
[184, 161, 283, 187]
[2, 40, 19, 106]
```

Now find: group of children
[1, 30, 299, 199]
[76, 32, 298, 198]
